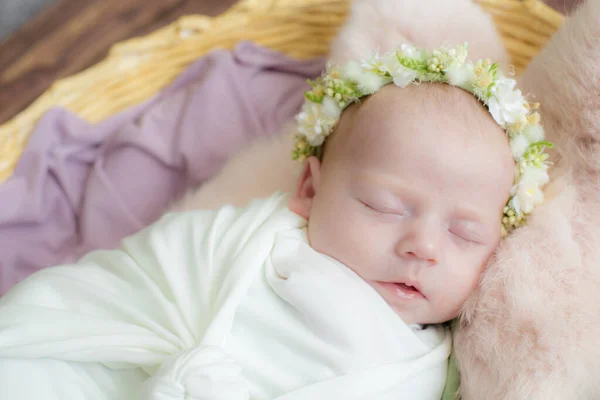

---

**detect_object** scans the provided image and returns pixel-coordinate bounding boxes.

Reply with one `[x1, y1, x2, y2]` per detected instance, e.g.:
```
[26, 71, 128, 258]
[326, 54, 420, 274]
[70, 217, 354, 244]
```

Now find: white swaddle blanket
[0, 193, 451, 400]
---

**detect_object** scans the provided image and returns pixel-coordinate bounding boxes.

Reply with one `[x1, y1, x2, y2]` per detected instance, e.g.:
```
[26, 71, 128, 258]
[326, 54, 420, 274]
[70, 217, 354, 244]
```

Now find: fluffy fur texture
[328, 0, 508, 67]
[170, 0, 507, 212]
[170, 0, 600, 398]
[455, 1, 600, 398]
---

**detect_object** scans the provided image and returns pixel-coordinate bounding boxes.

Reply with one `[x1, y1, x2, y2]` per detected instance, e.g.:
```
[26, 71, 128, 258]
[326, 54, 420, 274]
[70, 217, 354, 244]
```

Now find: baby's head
[288, 44, 552, 325]
[290, 83, 513, 324]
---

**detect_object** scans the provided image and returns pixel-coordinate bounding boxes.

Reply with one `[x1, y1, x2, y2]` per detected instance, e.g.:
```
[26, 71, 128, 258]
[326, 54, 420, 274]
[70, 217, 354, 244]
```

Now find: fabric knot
[140, 345, 249, 400]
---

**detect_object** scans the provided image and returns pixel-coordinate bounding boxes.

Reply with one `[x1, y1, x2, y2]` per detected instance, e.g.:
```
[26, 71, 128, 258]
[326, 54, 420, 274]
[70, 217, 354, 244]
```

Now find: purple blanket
[0, 41, 325, 295]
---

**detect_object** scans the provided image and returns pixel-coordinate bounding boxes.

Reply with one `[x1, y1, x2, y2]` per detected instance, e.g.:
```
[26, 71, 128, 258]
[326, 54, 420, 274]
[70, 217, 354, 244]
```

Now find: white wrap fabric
[0, 193, 451, 399]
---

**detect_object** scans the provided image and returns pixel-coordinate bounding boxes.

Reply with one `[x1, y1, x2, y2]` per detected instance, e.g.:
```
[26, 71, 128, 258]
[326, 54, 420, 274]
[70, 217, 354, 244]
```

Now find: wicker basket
[0, 0, 563, 183]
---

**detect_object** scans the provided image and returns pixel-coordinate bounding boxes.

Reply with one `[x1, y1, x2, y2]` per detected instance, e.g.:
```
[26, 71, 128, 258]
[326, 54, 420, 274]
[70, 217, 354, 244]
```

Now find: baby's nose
[403, 249, 437, 265]
[395, 225, 439, 265]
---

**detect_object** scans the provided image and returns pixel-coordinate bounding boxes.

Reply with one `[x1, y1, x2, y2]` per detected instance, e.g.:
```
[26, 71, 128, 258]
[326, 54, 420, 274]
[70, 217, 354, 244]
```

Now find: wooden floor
[0, 0, 238, 125]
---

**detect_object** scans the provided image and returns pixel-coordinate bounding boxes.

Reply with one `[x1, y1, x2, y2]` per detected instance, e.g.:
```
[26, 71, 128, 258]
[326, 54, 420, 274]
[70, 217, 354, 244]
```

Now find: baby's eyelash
[360, 201, 380, 212]
[448, 227, 484, 245]
[360, 200, 405, 218]
[449, 230, 473, 243]
[361, 201, 389, 213]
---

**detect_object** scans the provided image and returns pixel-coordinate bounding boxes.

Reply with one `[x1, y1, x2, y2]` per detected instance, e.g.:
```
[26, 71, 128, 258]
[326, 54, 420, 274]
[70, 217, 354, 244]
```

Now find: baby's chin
[391, 306, 455, 326]
[390, 306, 427, 326]
[384, 294, 456, 326]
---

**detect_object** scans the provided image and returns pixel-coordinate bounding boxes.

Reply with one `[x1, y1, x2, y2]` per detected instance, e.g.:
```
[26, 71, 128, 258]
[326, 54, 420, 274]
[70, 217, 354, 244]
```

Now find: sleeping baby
[0, 43, 551, 400]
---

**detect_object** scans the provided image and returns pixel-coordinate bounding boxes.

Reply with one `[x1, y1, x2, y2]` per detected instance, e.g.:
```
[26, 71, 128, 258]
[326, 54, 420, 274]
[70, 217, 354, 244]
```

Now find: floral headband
[292, 43, 552, 236]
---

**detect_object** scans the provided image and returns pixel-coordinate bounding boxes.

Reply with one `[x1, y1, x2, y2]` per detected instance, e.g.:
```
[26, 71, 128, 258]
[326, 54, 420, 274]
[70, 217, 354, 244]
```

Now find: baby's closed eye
[448, 220, 487, 244]
[359, 198, 406, 216]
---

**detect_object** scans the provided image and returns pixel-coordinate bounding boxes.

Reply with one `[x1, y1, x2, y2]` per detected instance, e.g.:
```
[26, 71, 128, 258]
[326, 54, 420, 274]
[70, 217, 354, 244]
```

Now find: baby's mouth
[395, 282, 424, 299]
[377, 281, 425, 300]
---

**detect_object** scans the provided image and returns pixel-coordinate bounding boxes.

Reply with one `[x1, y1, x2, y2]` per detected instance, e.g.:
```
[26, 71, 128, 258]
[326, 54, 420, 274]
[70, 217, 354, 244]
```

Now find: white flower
[375, 51, 417, 88]
[399, 43, 421, 59]
[524, 163, 550, 186]
[487, 78, 528, 126]
[391, 66, 418, 87]
[356, 71, 389, 94]
[379, 51, 402, 75]
[451, 43, 468, 65]
[511, 186, 544, 215]
[510, 164, 549, 214]
[361, 52, 385, 74]
[342, 60, 388, 93]
[322, 96, 342, 118]
[341, 61, 363, 81]
[446, 63, 475, 89]
[523, 123, 545, 143]
[510, 134, 531, 159]
[296, 97, 340, 146]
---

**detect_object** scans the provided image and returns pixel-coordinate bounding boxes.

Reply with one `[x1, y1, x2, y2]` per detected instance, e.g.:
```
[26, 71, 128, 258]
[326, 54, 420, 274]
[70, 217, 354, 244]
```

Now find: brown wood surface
[0, 0, 238, 125]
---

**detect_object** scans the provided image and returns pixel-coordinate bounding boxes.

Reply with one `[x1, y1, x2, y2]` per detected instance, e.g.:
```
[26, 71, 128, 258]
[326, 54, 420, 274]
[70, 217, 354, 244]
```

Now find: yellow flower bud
[510, 121, 524, 133]
[528, 112, 541, 125]
[479, 77, 491, 88]
[295, 139, 307, 150]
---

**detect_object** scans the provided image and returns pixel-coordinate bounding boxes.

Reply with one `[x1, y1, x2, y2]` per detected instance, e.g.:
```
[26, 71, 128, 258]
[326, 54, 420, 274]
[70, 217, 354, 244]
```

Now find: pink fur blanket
[173, 0, 600, 398]
[456, 1, 600, 398]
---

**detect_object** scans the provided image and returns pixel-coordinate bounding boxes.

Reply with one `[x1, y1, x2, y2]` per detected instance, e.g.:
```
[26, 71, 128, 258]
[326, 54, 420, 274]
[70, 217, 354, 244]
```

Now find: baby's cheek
[310, 215, 358, 262]
[449, 268, 482, 311]
[433, 267, 479, 308]
[430, 283, 471, 322]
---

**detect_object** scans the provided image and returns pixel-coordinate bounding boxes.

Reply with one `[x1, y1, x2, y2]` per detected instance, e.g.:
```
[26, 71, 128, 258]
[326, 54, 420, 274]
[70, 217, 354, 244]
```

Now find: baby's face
[290, 84, 514, 324]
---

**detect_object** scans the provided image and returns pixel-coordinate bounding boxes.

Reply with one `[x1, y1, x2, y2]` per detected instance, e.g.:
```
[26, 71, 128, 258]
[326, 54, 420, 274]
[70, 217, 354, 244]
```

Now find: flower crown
[292, 43, 552, 236]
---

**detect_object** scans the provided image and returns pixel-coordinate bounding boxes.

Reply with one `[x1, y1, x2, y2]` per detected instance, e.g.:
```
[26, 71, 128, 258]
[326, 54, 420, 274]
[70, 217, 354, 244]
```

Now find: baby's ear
[288, 156, 321, 219]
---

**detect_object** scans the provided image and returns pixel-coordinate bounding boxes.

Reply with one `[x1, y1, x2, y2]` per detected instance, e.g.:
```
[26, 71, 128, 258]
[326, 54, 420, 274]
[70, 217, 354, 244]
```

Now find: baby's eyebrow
[357, 171, 418, 197]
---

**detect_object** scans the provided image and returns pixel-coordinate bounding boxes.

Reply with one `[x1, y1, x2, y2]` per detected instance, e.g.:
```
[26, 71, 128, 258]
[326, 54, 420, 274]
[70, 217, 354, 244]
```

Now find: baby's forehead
[330, 84, 505, 154]
[356, 83, 490, 126]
